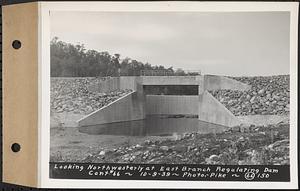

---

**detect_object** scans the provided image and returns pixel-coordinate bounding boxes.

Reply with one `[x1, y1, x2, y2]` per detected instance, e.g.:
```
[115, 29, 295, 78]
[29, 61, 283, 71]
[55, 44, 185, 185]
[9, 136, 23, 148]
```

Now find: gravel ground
[79, 122, 289, 165]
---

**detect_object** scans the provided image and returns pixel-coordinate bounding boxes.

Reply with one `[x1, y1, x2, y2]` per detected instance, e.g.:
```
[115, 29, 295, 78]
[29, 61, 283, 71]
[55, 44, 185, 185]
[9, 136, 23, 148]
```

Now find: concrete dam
[78, 75, 251, 128]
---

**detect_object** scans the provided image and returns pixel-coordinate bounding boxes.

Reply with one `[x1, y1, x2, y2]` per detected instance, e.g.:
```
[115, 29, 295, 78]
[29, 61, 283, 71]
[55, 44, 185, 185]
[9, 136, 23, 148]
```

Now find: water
[78, 115, 228, 136]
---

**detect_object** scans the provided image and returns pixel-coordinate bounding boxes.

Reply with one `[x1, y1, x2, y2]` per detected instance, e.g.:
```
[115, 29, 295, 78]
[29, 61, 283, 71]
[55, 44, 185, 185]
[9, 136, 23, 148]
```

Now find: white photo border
[39, 1, 299, 189]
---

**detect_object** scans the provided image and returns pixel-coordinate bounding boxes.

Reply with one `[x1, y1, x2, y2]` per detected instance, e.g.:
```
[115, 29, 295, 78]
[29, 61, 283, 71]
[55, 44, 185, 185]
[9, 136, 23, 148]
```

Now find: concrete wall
[78, 91, 145, 126]
[120, 76, 139, 91]
[204, 75, 251, 91]
[88, 77, 120, 93]
[142, 76, 202, 85]
[198, 90, 241, 127]
[79, 75, 247, 127]
[87, 76, 142, 92]
[87, 75, 250, 93]
[146, 95, 198, 115]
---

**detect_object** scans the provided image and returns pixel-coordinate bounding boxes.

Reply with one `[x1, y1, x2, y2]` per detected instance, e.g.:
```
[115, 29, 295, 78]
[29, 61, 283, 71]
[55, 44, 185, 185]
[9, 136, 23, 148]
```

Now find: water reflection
[78, 115, 227, 136]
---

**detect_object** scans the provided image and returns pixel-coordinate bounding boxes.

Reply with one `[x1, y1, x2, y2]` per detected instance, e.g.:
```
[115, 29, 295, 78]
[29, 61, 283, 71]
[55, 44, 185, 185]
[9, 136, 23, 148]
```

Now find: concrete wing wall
[204, 75, 251, 91]
[199, 90, 241, 127]
[78, 91, 145, 126]
[146, 95, 199, 115]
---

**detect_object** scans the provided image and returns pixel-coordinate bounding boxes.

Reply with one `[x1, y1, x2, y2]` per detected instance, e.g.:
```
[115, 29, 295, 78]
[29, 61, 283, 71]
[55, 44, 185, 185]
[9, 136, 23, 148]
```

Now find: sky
[51, 11, 290, 76]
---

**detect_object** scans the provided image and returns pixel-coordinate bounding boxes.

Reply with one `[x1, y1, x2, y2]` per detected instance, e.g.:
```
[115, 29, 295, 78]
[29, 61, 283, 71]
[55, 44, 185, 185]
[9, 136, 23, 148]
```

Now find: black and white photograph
[1, 1, 298, 189]
[45, 2, 297, 188]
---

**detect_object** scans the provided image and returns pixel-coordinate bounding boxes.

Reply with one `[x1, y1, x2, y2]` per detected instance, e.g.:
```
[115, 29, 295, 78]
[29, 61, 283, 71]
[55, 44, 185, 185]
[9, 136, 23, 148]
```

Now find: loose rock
[209, 75, 289, 116]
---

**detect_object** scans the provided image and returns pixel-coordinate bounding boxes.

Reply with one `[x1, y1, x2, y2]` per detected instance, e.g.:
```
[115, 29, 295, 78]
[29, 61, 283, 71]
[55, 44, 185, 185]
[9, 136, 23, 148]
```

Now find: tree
[50, 37, 173, 77]
[175, 68, 185, 76]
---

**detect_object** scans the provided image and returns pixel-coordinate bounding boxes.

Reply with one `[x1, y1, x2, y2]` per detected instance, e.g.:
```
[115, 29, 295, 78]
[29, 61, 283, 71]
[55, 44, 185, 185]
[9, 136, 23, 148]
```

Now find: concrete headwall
[204, 75, 251, 91]
[146, 95, 198, 115]
[87, 75, 250, 93]
[78, 91, 145, 126]
[88, 77, 120, 93]
[198, 90, 241, 127]
[78, 75, 248, 127]
[88, 76, 142, 92]
[142, 76, 202, 85]
[120, 76, 140, 91]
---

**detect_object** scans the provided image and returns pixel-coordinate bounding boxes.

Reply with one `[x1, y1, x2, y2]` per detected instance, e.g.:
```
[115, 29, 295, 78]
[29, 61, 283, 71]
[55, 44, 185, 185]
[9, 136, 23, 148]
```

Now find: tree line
[51, 37, 179, 77]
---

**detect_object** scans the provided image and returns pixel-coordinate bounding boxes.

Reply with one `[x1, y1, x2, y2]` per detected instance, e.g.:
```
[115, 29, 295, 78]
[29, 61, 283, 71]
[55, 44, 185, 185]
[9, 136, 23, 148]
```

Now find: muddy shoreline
[50, 114, 289, 165]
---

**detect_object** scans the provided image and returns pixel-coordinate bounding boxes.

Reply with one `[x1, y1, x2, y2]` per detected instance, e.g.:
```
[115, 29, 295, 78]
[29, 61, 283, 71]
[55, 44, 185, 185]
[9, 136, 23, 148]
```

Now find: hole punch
[12, 40, 22, 49]
[11, 143, 21, 152]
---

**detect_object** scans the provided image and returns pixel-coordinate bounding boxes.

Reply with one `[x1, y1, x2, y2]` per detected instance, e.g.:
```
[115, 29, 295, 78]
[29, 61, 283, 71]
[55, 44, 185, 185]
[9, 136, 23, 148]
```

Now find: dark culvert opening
[143, 85, 198, 95]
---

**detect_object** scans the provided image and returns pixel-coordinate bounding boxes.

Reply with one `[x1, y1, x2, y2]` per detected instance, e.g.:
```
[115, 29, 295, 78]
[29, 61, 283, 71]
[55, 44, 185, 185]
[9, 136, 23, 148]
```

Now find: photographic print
[50, 10, 290, 164]
[41, 1, 298, 189]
